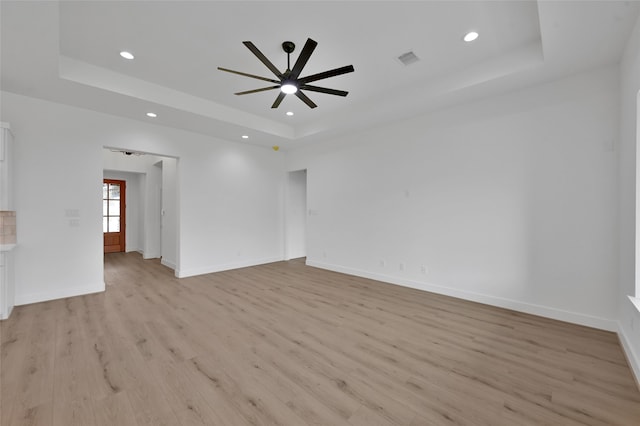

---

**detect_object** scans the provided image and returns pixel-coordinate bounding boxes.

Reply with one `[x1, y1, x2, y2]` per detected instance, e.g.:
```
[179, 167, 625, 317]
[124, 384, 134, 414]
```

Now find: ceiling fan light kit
[218, 38, 354, 109]
[280, 81, 298, 94]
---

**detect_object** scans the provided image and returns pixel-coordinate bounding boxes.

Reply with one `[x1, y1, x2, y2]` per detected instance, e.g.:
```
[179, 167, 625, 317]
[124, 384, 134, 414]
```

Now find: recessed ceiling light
[463, 31, 479, 42]
[242, 135, 249, 139]
[286, 111, 294, 116]
[146, 112, 157, 118]
[120, 51, 135, 60]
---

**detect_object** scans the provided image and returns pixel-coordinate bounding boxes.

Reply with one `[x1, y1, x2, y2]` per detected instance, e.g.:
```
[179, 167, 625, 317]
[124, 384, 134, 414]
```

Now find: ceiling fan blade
[271, 92, 286, 109]
[235, 86, 280, 95]
[218, 67, 280, 84]
[243, 41, 283, 78]
[298, 65, 355, 84]
[295, 90, 318, 109]
[300, 85, 348, 97]
[289, 38, 317, 80]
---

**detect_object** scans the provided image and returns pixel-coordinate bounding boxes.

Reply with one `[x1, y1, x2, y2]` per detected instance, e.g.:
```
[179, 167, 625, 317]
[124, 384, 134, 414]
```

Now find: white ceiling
[1, 1, 638, 149]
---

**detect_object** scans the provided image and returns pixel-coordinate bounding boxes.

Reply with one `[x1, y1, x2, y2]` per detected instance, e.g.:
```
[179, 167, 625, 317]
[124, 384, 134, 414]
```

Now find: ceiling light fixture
[280, 81, 298, 95]
[120, 51, 135, 60]
[286, 111, 294, 116]
[111, 149, 145, 156]
[242, 135, 249, 139]
[463, 31, 479, 42]
[146, 112, 157, 118]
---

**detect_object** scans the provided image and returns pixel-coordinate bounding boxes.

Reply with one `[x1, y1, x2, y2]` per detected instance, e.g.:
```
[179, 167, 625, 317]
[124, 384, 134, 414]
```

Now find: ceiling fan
[218, 38, 354, 109]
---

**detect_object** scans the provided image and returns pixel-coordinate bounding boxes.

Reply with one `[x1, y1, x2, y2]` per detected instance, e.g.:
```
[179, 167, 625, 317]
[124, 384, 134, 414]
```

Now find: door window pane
[103, 217, 108, 232]
[108, 217, 120, 232]
[103, 200, 108, 216]
[103, 183, 108, 199]
[109, 184, 120, 199]
[108, 200, 120, 217]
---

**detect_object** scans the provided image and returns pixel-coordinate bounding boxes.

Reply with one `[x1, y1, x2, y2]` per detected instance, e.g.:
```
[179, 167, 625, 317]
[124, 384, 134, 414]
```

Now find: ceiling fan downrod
[282, 41, 295, 72]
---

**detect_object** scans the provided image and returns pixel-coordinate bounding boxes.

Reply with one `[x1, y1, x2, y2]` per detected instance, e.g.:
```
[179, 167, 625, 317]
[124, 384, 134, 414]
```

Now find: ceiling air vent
[397, 51, 419, 66]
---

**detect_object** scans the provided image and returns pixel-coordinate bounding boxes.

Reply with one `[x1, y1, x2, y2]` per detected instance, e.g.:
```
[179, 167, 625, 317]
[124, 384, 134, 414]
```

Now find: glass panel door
[103, 179, 126, 253]
[103, 182, 121, 232]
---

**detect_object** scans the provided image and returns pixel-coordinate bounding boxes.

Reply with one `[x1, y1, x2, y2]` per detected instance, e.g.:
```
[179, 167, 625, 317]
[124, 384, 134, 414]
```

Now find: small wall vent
[397, 51, 420, 66]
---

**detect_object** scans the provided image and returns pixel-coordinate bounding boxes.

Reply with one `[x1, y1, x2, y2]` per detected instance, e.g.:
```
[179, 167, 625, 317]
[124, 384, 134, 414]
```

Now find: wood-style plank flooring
[2, 252, 640, 425]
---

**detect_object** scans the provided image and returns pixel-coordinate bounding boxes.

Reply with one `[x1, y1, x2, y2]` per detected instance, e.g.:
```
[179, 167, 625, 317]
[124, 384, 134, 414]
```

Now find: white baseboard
[176, 256, 284, 278]
[15, 282, 105, 306]
[0, 305, 13, 320]
[618, 321, 640, 389]
[142, 250, 160, 260]
[161, 258, 176, 270]
[306, 260, 618, 332]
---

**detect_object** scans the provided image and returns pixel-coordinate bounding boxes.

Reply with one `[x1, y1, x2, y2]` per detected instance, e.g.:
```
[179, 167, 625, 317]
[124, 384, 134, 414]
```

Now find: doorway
[103, 179, 126, 253]
[285, 169, 307, 260]
[103, 149, 178, 269]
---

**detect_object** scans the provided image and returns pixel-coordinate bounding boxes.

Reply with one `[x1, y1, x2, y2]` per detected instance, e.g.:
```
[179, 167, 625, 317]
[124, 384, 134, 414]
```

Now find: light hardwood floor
[2, 252, 640, 425]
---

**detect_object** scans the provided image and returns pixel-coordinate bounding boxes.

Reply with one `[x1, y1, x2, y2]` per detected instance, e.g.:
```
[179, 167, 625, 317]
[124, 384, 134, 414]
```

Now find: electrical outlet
[323, 251, 327, 259]
[379, 260, 385, 267]
[421, 265, 428, 275]
[399, 262, 405, 271]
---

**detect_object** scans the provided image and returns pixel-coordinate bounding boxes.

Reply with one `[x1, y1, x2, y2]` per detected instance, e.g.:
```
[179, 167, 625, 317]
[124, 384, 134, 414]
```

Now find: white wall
[285, 169, 307, 260]
[103, 170, 143, 253]
[618, 13, 640, 383]
[176, 144, 284, 277]
[161, 157, 178, 269]
[2, 91, 285, 305]
[8, 98, 105, 304]
[288, 66, 620, 331]
[145, 162, 162, 259]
